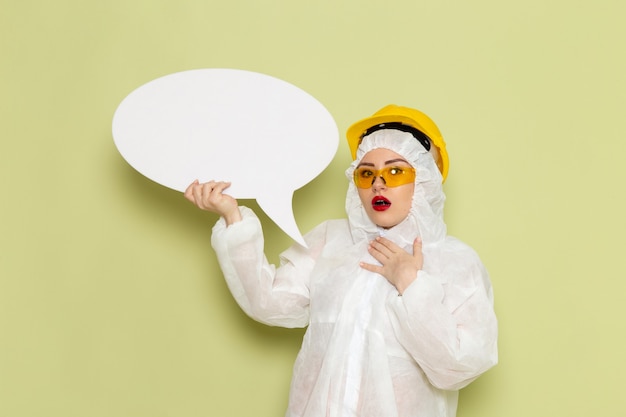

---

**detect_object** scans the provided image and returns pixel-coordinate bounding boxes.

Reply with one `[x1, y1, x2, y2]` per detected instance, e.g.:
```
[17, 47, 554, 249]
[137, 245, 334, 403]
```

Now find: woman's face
[355, 148, 415, 229]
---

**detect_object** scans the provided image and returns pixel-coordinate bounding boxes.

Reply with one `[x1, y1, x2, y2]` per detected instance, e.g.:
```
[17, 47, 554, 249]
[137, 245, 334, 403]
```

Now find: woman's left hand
[360, 237, 423, 295]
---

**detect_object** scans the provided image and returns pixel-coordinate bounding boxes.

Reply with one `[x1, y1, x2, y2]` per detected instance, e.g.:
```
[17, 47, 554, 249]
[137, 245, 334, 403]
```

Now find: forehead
[359, 147, 407, 164]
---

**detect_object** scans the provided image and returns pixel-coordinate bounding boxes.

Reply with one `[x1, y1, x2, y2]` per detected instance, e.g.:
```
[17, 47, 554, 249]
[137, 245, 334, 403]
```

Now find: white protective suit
[210, 130, 498, 417]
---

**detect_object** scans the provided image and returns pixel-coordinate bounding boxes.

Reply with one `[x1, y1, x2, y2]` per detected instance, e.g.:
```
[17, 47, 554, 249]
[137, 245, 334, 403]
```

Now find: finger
[369, 238, 394, 258]
[212, 181, 232, 195]
[367, 245, 391, 265]
[412, 237, 423, 258]
[359, 261, 383, 274]
[367, 242, 386, 259]
[376, 236, 404, 253]
[201, 180, 216, 192]
[200, 181, 218, 201]
[194, 183, 212, 207]
[184, 180, 199, 202]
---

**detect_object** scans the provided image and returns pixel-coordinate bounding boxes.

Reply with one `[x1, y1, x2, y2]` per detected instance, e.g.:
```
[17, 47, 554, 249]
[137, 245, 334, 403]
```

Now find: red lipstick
[371, 196, 391, 211]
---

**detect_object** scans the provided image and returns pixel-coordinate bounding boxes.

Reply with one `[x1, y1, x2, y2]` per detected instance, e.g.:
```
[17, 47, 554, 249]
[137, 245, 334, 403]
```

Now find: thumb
[412, 237, 423, 257]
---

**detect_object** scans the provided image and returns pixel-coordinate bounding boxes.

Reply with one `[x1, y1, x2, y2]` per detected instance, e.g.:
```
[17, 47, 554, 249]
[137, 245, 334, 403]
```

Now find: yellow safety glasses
[353, 165, 416, 189]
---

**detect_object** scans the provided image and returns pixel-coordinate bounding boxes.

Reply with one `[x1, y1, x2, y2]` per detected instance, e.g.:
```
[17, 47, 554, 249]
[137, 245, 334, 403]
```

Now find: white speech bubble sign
[112, 69, 338, 247]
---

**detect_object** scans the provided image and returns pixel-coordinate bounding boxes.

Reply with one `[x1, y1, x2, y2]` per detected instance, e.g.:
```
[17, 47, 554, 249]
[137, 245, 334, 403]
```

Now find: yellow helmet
[346, 104, 449, 182]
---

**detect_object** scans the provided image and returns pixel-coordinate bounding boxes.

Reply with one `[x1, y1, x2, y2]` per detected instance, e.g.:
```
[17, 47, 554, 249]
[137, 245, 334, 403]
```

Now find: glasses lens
[383, 166, 415, 187]
[354, 167, 375, 188]
[353, 166, 415, 188]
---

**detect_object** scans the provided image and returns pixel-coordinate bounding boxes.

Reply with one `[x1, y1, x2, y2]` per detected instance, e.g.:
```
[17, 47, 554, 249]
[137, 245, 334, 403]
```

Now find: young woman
[185, 105, 498, 417]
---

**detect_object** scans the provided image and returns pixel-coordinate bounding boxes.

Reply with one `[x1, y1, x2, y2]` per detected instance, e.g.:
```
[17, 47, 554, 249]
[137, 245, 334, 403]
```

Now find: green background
[2, 0, 625, 416]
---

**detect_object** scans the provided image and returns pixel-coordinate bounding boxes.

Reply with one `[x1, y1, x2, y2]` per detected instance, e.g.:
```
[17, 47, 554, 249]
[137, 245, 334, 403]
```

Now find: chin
[368, 212, 404, 229]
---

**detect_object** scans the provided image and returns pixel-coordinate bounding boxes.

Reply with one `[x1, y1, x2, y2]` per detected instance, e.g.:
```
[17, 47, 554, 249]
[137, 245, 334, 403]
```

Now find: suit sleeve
[210, 206, 326, 328]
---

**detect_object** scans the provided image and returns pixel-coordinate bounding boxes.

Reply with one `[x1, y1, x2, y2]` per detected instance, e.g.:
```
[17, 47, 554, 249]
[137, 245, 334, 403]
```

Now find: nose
[372, 175, 387, 191]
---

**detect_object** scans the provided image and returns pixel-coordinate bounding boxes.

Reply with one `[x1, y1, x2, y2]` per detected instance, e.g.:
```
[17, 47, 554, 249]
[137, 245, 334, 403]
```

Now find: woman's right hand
[184, 180, 242, 225]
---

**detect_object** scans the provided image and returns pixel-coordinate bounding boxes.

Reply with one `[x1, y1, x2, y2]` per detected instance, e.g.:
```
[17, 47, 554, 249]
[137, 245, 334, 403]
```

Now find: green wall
[2, 0, 625, 416]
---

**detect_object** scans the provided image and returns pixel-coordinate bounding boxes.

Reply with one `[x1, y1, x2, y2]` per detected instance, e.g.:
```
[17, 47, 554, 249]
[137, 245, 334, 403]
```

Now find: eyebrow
[385, 158, 410, 165]
[356, 158, 410, 168]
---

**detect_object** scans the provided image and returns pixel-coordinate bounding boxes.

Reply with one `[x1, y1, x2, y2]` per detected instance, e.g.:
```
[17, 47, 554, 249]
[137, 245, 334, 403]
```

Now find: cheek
[357, 188, 369, 207]
[399, 186, 415, 213]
